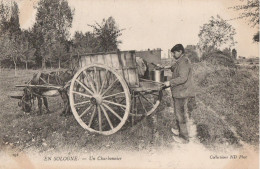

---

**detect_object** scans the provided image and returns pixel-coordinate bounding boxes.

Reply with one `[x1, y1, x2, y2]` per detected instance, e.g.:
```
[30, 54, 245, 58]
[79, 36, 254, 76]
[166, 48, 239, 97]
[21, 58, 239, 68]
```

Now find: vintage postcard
[0, 0, 259, 168]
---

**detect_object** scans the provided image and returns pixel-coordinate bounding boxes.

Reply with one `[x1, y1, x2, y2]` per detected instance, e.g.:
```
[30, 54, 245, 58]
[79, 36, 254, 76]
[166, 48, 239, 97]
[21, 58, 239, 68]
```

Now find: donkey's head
[18, 87, 33, 112]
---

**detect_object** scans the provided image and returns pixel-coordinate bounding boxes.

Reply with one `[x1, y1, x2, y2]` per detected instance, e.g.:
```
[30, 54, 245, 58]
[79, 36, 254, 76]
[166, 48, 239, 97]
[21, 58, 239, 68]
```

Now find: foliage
[0, 1, 20, 36]
[230, 0, 259, 42]
[231, 0, 259, 28]
[88, 16, 124, 52]
[198, 15, 236, 54]
[201, 50, 236, 67]
[253, 31, 259, 42]
[19, 31, 36, 69]
[222, 48, 231, 56]
[0, 1, 23, 73]
[184, 45, 200, 63]
[72, 31, 97, 54]
[33, 0, 74, 68]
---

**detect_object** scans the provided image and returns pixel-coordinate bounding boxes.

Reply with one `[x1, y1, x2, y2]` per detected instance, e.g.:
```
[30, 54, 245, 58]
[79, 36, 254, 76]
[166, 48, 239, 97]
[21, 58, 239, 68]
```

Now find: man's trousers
[173, 97, 189, 140]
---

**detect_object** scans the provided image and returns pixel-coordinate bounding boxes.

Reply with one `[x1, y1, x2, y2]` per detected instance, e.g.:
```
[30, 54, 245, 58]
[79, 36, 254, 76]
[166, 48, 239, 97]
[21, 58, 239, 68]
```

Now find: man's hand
[164, 81, 171, 88]
[163, 65, 171, 69]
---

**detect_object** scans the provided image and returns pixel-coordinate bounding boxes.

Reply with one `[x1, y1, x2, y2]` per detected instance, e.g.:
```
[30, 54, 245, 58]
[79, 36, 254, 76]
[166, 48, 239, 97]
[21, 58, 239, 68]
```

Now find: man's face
[172, 50, 182, 60]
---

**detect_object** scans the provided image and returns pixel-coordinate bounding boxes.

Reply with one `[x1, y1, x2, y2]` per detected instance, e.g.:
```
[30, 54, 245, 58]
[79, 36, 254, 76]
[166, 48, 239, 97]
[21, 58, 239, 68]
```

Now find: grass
[0, 62, 259, 154]
[0, 69, 174, 153]
[192, 61, 259, 147]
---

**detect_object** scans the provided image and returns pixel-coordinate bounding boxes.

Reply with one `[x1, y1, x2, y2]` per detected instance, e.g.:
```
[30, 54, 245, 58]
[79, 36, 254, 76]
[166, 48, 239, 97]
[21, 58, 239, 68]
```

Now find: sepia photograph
[0, 0, 259, 168]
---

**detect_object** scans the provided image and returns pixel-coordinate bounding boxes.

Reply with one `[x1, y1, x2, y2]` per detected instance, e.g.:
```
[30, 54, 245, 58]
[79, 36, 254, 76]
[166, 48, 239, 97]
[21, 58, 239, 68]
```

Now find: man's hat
[171, 44, 185, 53]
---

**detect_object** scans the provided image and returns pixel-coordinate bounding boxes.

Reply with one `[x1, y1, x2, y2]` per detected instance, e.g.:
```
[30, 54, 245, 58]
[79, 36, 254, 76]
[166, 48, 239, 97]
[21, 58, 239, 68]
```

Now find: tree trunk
[14, 61, 17, 77]
[42, 57, 46, 69]
[12, 54, 17, 76]
[70, 53, 72, 69]
[58, 58, 61, 69]
[25, 60, 28, 70]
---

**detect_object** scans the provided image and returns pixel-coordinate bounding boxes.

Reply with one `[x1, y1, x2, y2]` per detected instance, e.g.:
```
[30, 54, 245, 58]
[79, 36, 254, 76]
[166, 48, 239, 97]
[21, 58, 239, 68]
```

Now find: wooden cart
[69, 50, 166, 135]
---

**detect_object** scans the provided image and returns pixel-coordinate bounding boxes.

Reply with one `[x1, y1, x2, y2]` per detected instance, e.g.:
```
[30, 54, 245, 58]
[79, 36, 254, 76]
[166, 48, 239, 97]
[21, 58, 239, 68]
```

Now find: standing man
[166, 44, 195, 144]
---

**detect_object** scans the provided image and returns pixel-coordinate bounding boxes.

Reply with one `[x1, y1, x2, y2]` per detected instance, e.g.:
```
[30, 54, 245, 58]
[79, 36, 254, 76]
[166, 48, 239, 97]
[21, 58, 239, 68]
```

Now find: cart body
[69, 50, 165, 135]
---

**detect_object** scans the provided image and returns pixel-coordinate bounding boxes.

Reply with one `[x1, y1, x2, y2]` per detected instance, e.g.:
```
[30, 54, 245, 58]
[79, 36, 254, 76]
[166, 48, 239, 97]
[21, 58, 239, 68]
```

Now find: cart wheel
[130, 90, 162, 117]
[69, 64, 131, 135]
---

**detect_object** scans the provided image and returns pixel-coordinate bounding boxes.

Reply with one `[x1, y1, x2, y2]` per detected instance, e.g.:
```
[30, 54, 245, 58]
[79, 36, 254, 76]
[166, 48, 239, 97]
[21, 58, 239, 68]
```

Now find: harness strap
[35, 72, 42, 85]
[40, 77, 48, 84]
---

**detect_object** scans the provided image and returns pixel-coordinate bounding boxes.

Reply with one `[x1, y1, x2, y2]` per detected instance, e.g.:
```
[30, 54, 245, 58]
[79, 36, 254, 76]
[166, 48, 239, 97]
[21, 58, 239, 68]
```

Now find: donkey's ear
[10, 95, 23, 99]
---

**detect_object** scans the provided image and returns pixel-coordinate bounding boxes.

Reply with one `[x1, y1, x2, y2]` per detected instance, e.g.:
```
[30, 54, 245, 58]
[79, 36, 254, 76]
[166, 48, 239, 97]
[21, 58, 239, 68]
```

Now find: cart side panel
[79, 51, 139, 87]
[118, 51, 139, 87]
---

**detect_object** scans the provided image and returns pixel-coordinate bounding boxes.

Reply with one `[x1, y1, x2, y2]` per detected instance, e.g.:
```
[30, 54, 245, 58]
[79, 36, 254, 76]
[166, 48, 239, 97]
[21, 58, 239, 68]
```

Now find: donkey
[18, 69, 75, 116]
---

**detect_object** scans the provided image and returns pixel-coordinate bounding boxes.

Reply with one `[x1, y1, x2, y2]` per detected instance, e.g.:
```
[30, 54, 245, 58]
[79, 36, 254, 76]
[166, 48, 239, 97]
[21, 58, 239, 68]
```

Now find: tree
[232, 49, 237, 60]
[253, 32, 259, 42]
[33, 0, 73, 69]
[198, 15, 237, 54]
[230, 0, 259, 42]
[9, 2, 20, 36]
[19, 31, 36, 70]
[0, 2, 10, 34]
[231, 0, 259, 28]
[0, 1, 22, 74]
[88, 16, 124, 52]
[0, 1, 21, 36]
[1, 33, 24, 76]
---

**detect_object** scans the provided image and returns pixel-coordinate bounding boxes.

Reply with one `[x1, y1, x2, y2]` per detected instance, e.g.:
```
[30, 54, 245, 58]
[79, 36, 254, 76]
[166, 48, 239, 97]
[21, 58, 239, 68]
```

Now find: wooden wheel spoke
[94, 66, 99, 93]
[102, 103, 123, 121]
[103, 92, 125, 99]
[103, 99, 126, 108]
[101, 79, 119, 96]
[139, 93, 155, 106]
[74, 100, 91, 106]
[79, 105, 93, 118]
[97, 105, 102, 131]
[72, 91, 92, 98]
[138, 95, 148, 114]
[100, 105, 114, 129]
[88, 106, 96, 127]
[83, 70, 97, 93]
[75, 79, 94, 95]
[99, 69, 108, 94]
[150, 93, 160, 97]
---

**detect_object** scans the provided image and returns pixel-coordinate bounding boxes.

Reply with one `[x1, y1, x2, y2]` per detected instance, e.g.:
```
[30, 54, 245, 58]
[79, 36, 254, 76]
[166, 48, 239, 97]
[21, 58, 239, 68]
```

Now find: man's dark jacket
[170, 55, 195, 98]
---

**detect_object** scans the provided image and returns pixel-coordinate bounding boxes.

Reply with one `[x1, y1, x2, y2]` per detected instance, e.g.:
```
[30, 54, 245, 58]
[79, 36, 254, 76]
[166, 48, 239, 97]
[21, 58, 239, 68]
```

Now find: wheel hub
[91, 94, 103, 105]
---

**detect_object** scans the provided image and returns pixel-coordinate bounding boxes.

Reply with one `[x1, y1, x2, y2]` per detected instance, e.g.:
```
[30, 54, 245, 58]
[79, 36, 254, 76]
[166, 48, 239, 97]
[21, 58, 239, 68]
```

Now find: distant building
[135, 48, 162, 64]
[238, 56, 246, 59]
[248, 57, 259, 65]
[237, 56, 259, 66]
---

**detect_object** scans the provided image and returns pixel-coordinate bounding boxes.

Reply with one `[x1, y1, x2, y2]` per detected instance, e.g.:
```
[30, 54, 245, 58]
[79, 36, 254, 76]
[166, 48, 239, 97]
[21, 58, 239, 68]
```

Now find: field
[0, 62, 259, 167]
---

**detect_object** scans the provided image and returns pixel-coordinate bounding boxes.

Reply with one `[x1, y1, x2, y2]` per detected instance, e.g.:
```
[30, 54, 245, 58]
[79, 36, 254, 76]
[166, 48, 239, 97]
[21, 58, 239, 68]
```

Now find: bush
[201, 51, 236, 67]
[186, 50, 200, 63]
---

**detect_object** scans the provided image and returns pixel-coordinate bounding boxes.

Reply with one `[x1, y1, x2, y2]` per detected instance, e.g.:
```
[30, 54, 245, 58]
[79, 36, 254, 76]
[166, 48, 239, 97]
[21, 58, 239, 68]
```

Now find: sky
[16, 0, 259, 58]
